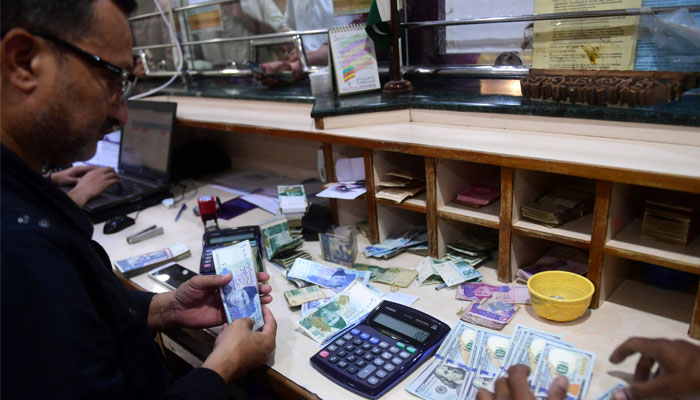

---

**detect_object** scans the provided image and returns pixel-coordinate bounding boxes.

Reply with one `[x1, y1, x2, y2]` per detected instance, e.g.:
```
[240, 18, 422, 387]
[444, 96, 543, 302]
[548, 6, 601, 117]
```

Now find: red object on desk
[198, 196, 218, 227]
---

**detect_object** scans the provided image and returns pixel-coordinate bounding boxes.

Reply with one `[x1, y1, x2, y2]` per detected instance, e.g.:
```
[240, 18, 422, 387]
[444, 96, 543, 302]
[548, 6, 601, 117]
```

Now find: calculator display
[372, 312, 430, 343]
[208, 233, 255, 245]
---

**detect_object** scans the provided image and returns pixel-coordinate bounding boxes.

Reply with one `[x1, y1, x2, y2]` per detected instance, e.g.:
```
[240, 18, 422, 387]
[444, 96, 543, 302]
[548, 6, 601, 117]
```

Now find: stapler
[126, 225, 164, 244]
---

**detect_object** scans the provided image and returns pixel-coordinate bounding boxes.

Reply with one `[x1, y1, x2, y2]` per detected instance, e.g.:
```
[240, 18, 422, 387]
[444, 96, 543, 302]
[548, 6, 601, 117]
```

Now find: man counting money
[1, 1, 276, 398]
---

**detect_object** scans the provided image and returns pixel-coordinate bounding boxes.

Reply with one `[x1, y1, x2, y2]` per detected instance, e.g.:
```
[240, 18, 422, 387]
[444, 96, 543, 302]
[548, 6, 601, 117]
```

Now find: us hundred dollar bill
[298, 280, 382, 343]
[594, 383, 627, 400]
[532, 343, 595, 400]
[470, 331, 511, 391]
[213, 240, 264, 331]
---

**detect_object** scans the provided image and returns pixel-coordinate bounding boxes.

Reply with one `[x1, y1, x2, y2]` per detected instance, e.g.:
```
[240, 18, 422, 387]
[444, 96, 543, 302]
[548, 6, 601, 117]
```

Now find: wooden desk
[94, 184, 696, 400]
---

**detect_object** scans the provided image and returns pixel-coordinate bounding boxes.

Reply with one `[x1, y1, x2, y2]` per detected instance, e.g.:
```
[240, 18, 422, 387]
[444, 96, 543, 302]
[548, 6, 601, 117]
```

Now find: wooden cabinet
[161, 96, 700, 338]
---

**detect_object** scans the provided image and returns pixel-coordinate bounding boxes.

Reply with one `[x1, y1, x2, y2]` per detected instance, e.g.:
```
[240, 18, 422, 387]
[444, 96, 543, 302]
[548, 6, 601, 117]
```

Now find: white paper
[383, 291, 419, 306]
[445, 0, 534, 53]
[335, 157, 365, 183]
[316, 183, 366, 200]
[241, 193, 279, 215]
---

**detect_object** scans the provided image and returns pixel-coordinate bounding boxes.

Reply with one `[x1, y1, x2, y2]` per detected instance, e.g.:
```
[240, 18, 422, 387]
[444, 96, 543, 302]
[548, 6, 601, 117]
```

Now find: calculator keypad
[316, 327, 415, 388]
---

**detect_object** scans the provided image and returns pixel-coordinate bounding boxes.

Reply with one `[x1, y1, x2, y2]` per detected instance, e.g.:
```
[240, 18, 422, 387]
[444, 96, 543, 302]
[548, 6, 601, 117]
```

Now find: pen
[175, 204, 187, 221]
[435, 283, 448, 291]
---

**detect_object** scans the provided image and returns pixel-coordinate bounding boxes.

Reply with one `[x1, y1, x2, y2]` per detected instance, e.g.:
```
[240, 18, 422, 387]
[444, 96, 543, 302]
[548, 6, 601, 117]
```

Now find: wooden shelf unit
[157, 95, 700, 338]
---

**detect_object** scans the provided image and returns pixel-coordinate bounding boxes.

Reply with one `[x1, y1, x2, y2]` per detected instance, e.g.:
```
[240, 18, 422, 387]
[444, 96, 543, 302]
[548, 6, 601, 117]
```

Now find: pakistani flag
[365, 0, 399, 51]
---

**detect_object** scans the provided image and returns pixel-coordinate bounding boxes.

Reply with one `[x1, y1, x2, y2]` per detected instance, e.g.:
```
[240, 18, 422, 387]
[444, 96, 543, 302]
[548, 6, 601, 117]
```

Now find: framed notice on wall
[328, 24, 381, 96]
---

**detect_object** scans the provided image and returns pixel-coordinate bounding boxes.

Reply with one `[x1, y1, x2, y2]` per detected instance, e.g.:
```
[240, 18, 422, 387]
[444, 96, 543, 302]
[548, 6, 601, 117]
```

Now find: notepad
[328, 24, 381, 96]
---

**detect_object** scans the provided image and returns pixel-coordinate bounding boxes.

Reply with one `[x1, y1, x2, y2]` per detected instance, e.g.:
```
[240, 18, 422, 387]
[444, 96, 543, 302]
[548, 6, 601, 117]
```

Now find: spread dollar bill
[212, 240, 264, 331]
[532, 343, 595, 400]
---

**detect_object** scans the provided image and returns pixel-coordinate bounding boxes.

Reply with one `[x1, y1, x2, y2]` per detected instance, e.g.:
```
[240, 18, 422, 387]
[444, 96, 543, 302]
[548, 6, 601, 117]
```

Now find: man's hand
[67, 167, 119, 207]
[202, 304, 277, 383]
[609, 337, 700, 400]
[476, 365, 569, 400]
[147, 271, 272, 331]
[255, 60, 302, 87]
[50, 165, 99, 186]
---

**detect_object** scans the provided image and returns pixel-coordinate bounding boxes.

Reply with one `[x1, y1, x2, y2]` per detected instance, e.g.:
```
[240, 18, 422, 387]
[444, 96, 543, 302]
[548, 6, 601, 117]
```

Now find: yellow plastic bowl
[527, 271, 594, 322]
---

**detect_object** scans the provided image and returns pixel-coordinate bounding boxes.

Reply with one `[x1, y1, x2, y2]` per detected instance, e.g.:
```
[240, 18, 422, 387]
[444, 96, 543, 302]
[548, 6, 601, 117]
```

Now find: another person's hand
[147, 272, 272, 331]
[202, 304, 277, 383]
[132, 57, 147, 79]
[609, 337, 700, 400]
[50, 165, 100, 186]
[476, 365, 569, 400]
[67, 166, 119, 207]
[256, 60, 302, 87]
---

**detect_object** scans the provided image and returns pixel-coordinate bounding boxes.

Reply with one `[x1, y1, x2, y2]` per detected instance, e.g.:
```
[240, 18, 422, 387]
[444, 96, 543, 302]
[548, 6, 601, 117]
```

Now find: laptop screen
[118, 100, 176, 182]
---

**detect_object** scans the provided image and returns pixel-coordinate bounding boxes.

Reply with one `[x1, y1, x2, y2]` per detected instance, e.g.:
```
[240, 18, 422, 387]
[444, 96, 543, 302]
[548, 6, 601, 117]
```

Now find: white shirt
[285, 0, 355, 52]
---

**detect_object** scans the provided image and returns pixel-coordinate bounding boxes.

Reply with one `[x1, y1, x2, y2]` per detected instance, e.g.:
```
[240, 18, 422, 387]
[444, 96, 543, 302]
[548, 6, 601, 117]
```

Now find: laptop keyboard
[105, 179, 150, 196]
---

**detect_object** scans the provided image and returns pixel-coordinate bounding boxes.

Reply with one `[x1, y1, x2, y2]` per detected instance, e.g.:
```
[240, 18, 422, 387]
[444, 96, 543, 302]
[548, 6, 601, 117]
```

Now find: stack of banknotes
[114, 242, 191, 278]
[351, 263, 418, 288]
[287, 258, 371, 292]
[456, 282, 530, 304]
[319, 225, 357, 267]
[375, 168, 426, 203]
[298, 280, 383, 343]
[363, 227, 428, 259]
[521, 183, 595, 227]
[260, 216, 311, 269]
[642, 197, 698, 245]
[277, 184, 309, 219]
[455, 182, 500, 207]
[212, 240, 265, 331]
[455, 282, 530, 330]
[415, 256, 484, 287]
[517, 246, 588, 282]
[406, 322, 595, 400]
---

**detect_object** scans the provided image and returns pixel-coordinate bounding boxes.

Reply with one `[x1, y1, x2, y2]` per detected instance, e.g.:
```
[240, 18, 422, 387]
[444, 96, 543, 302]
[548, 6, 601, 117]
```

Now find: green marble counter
[136, 74, 700, 128]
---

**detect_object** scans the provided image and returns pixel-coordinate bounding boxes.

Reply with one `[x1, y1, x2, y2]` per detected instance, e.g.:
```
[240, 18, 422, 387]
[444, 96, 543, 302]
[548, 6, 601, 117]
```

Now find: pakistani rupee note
[298, 280, 382, 343]
[456, 283, 530, 304]
[283, 285, 328, 307]
[212, 240, 264, 331]
[260, 216, 304, 259]
[288, 258, 370, 291]
[113, 242, 190, 278]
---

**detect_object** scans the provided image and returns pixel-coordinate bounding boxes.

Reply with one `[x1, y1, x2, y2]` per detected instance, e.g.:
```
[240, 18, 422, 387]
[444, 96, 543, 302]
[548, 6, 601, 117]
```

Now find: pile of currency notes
[319, 225, 358, 267]
[278, 184, 309, 227]
[114, 242, 190, 278]
[521, 183, 594, 227]
[447, 232, 499, 267]
[375, 168, 426, 203]
[415, 256, 483, 287]
[459, 299, 519, 330]
[260, 216, 311, 269]
[352, 263, 418, 288]
[298, 280, 383, 343]
[455, 181, 500, 207]
[642, 197, 698, 246]
[406, 322, 594, 400]
[517, 246, 588, 282]
[287, 258, 371, 292]
[456, 282, 530, 304]
[212, 240, 265, 331]
[283, 285, 328, 307]
[363, 227, 428, 259]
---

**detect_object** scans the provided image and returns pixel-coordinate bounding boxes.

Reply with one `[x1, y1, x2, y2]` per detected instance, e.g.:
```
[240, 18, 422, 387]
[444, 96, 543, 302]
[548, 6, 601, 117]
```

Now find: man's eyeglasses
[31, 30, 136, 101]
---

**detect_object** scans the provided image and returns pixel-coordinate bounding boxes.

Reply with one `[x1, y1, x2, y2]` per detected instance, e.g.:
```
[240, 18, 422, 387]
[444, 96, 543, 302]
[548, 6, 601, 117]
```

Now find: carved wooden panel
[521, 69, 700, 107]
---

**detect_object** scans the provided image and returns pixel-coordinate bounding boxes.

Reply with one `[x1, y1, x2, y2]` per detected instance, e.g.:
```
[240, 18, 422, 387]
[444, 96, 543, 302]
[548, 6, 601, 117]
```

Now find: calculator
[199, 226, 263, 275]
[310, 301, 450, 399]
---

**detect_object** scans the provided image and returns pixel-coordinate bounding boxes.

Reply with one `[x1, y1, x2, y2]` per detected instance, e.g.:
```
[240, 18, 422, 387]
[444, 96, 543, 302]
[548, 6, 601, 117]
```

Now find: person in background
[1, 1, 277, 399]
[476, 338, 700, 400]
[46, 165, 120, 207]
[257, 0, 357, 86]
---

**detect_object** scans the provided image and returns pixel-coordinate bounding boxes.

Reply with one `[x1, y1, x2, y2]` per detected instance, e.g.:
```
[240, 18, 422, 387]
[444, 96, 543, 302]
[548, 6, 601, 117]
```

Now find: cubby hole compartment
[436, 159, 500, 229]
[376, 204, 428, 243]
[605, 183, 700, 274]
[510, 234, 590, 283]
[436, 217, 499, 271]
[599, 255, 697, 330]
[329, 144, 368, 226]
[372, 150, 427, 212]
[512, 169, 594, 247]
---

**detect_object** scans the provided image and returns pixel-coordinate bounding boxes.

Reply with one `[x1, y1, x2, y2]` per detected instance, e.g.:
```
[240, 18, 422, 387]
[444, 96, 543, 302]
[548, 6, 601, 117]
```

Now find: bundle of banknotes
[212, 240, 265, 331]
[459, 299, 519, 330]
[278, 184, 309, 218]
[114, 242, 190, 278]
[298, 280, 383, 343]
[287, 258, 370, 292]
[363, 227, 428, 259]
[375, 168, 426, 203]
[406, 322, 595, 400]
[319, 225, 357, 267]
[351, 263, 418, 288]
[456, 283, 530, 304]
[641, 196, 698, 246]
[455, 182, 500, 207]
[517, 246, 588, 282]
[415, 256, 484, 287]
[260, 216, 311, 269]
[521, 183, 595, 227]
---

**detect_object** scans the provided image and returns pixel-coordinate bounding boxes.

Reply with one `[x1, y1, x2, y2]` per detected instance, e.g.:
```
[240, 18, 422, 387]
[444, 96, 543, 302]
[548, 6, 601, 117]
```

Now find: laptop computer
[83, 100, 177, 222]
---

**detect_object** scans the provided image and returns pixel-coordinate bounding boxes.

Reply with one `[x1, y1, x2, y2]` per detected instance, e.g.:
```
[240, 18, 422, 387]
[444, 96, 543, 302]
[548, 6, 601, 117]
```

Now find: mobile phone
[148, 262, 196, 290]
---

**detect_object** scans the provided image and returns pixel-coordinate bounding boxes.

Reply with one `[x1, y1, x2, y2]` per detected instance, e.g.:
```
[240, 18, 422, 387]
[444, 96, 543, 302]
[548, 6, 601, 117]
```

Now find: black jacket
[1, 146, 228, 399]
